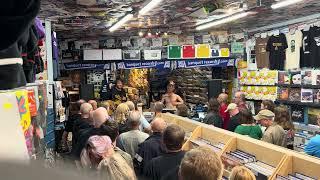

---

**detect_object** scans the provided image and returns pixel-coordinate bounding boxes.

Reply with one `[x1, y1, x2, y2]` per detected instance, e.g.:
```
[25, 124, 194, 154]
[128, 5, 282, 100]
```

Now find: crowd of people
[62, 96, 260, 180]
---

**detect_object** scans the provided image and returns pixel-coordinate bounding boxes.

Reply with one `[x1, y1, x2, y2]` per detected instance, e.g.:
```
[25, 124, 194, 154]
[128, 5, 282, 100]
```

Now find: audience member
[234, 109, 262, 140]
[218, 93, 230, 130]
[114, 103, 130, 134]
[126, 101, 151, 133]
[88, 100, 98, 110]
[176, 104, 189, 118]
[144, 124, 185, 180]
[305, 115, 320, 158]
[72, 107, 109, 160]
[274, 105, 295, 149]
[62, 99, 85, 151]
[176, 146, 223, 180]
[118, 111, 149, 158]
[254, 110, 287, 147]
[225, 103, 241, 132]
[229, 166, 256, 180]
[261, 100, 276, 112]
[153, 102, 164, 118]
[134, 117, 167, 174]
[111, 78, 127, 106]
[203, 98, 223, 128]
[99, 101, 110, 113]
[234, 91, 250, 111]
[73, 103, 93, 147]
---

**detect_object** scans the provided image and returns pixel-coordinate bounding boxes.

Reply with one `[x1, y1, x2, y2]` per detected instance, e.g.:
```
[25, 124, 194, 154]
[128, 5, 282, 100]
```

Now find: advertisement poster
[15, 90, 31, 132]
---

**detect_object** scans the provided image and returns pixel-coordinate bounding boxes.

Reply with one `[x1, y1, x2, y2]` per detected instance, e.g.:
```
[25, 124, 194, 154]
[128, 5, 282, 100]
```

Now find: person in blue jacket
[305, 116, 320, 158]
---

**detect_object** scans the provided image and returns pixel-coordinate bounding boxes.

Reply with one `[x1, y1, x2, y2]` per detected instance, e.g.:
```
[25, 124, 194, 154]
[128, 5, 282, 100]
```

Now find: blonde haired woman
[114, 103, 130, 134]
[230, 166, 256, 180]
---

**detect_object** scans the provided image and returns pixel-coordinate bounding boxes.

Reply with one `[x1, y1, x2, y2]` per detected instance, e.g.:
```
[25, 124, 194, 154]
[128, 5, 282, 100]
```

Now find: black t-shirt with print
[110, 86, 127, 106]
[267, 33, 288, 70]
[300, 30, 312, 68]
[310, 26, 320, 67]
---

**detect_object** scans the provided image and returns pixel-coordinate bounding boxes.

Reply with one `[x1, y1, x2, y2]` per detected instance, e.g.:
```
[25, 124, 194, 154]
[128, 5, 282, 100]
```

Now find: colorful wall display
[182, 45, 195, 59]
[27, 89, 37, 117]
[15, 90, 31, 132]
[168, 45, 182, 59]
[196, 44, 210, 58]
[220, 48, 230, 57]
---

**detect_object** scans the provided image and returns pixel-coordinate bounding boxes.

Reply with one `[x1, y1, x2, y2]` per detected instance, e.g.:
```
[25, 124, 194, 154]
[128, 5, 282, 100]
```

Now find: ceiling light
[271, 0, 303, 9]
[109, 14, 133, 32]
[156, 32, 159, 35]
[196, 12, 250, 31]
[139, 31, 144, 37]
[139, 0, 163, 15]
[164, 32, 168, 36]
[148, 32, 152, 37]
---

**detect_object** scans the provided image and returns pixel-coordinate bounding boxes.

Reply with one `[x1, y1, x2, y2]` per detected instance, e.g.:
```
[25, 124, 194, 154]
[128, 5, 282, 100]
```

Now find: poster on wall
[169, 36, 179, 45]
[196, 44, 210, 58]
[182, 45, 195, 59]
[15, 90, 31, 132]
[152, 38, 163, 47]
[168, 45, 181, 59]
[231, 42, 244, 54]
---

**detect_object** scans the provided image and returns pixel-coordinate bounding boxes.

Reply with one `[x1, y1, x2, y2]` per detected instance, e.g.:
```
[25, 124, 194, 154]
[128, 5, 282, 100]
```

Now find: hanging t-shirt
[246, 38, 257, 70]
[300, 30, 312, 68]
[310, 26, 320, 68]
[255, 37, 270, 69]
[285, 30, 302, 70]
[266, 33, 288, 70]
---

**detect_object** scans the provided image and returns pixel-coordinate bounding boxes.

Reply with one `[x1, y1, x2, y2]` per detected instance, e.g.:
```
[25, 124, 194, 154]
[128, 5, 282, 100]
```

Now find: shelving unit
[161, 113, 320, 180]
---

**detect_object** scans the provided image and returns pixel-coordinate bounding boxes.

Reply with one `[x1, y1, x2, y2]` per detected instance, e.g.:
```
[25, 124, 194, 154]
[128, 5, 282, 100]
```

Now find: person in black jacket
[134, 117, 167, 175]
[144, 124, 185, 180]
[225, 103, 241, 132]
[110, 78, 127, 106]
[203, 98, 223, 128]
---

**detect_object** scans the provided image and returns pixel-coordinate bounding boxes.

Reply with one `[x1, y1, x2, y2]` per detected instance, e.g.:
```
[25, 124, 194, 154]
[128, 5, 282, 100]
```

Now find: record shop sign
[64, 63, 111, 70]
[177, 58, 235, 68]
[117, 60, 171, 69]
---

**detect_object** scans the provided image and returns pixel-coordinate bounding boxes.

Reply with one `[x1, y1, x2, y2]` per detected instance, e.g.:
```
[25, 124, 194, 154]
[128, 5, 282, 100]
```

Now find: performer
[161, 81, 184, 109]
[110, 78, 127, 106]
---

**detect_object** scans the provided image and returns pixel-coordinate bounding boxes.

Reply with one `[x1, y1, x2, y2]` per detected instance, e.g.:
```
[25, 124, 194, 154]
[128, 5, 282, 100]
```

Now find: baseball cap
[225, 103, 238, 112]
[253, 110, 275, 121]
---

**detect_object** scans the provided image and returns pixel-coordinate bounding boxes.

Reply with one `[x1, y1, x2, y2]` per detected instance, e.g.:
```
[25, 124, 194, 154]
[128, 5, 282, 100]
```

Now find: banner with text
[176, 58, 235, 68]
[117, 61, 171, 69]
[63, 63, 111, 70]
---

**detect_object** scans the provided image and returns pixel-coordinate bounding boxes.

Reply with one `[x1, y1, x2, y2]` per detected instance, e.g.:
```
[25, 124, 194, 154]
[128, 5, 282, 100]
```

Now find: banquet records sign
[15, 90, 31, 132]
[117, 60, 171, 69]
[177, 58, 235, 68]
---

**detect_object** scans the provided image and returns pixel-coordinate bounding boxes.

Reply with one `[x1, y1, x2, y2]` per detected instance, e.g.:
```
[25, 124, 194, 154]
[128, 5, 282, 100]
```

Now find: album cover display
[289, 88, 301, 101]
[301, 89, 313, 103]
[301, 70, 313, 85]
[307, 108, 320, 127]
[278, 71, 290, 85]
[278, 87, 289, 100]
[312, 70, 320, 85]
[290, 71, 301, 85]
[290, 105, 304, 124]
[313, 89, 320, 103]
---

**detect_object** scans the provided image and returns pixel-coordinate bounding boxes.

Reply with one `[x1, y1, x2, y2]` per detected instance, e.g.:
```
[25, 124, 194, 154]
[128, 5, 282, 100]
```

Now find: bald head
[154, 102, 164, 113]
[88, 100, 98, 110]
[80, 103, 93, 118]
[235, 91, 246, 104]
[151, 118, 167, 133]
[218, 93, 228, 104]
[93, 107, 109, 128]
[128, 110, 141, 128]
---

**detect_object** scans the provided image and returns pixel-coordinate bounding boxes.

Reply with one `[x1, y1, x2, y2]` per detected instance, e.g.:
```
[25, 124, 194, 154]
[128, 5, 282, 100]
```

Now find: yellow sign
[196, 44, 210, 58]
[15, 90, 31, 132]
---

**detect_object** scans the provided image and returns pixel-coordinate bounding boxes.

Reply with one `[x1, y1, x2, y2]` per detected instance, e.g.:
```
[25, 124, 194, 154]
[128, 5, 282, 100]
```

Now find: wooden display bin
[272, 153, 320, 179]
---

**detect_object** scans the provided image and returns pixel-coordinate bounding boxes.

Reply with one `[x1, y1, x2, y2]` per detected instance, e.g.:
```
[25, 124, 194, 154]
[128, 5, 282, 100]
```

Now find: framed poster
[168, 45, 181, 59]
[182, 45, 195, 59]
[123, 50, 141, 60]
[144, 50, 162, 60]
[103, 49, 122, 60]
[220, 48, 230, 57]
[83, 49, 103, 60]
[196, 44, 210, 58]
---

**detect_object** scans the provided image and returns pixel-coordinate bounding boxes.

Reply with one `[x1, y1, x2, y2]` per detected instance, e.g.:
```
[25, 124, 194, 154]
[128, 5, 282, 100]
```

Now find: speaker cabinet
[207, 79, 222, 100]
[80, 84, 94, 101]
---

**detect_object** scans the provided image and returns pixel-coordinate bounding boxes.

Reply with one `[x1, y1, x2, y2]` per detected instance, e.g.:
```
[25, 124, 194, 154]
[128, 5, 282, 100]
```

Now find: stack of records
[276, 173, 316, 180]
[245, 161, 275, 179]
[221, 150, 256, 171]
[190, 138, 224, 153]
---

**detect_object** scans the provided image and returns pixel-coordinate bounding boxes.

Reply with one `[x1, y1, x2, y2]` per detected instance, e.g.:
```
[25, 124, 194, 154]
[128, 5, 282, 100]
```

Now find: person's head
[163, 124, 185, 152]
[80, 103, 93, 118]
[93, 107, 109, 128]
[225, 103, 239, 117]
[235, 91, 246, 105]
[125, 101, 135, 111]
[154, 102, 164, 114]
[99, 120, 119, 143]
[114, 103, 130, 124]
[127, 110, 141, 129]
[88, 100, 98, 110]
[179, 147, 223, 180]
[261, 100, 275, 112]
[99, 101, 110, 112]
[229, 166, 256, 180]
[239, 109, 254, 125]
[115, 78, 124, 90]
[80, 135, 114, 169]
[167, 83, 175, 93]
[208, 98, 220, 114]
[274, 105, 293, 130]
[151, 117, 167, 133]
[176, 104, 189, 117]
[98, 153, 137, 180]
[75, 99, 86, 112]
[218, 93, 228, 104]
[254, 109, 275, 127]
